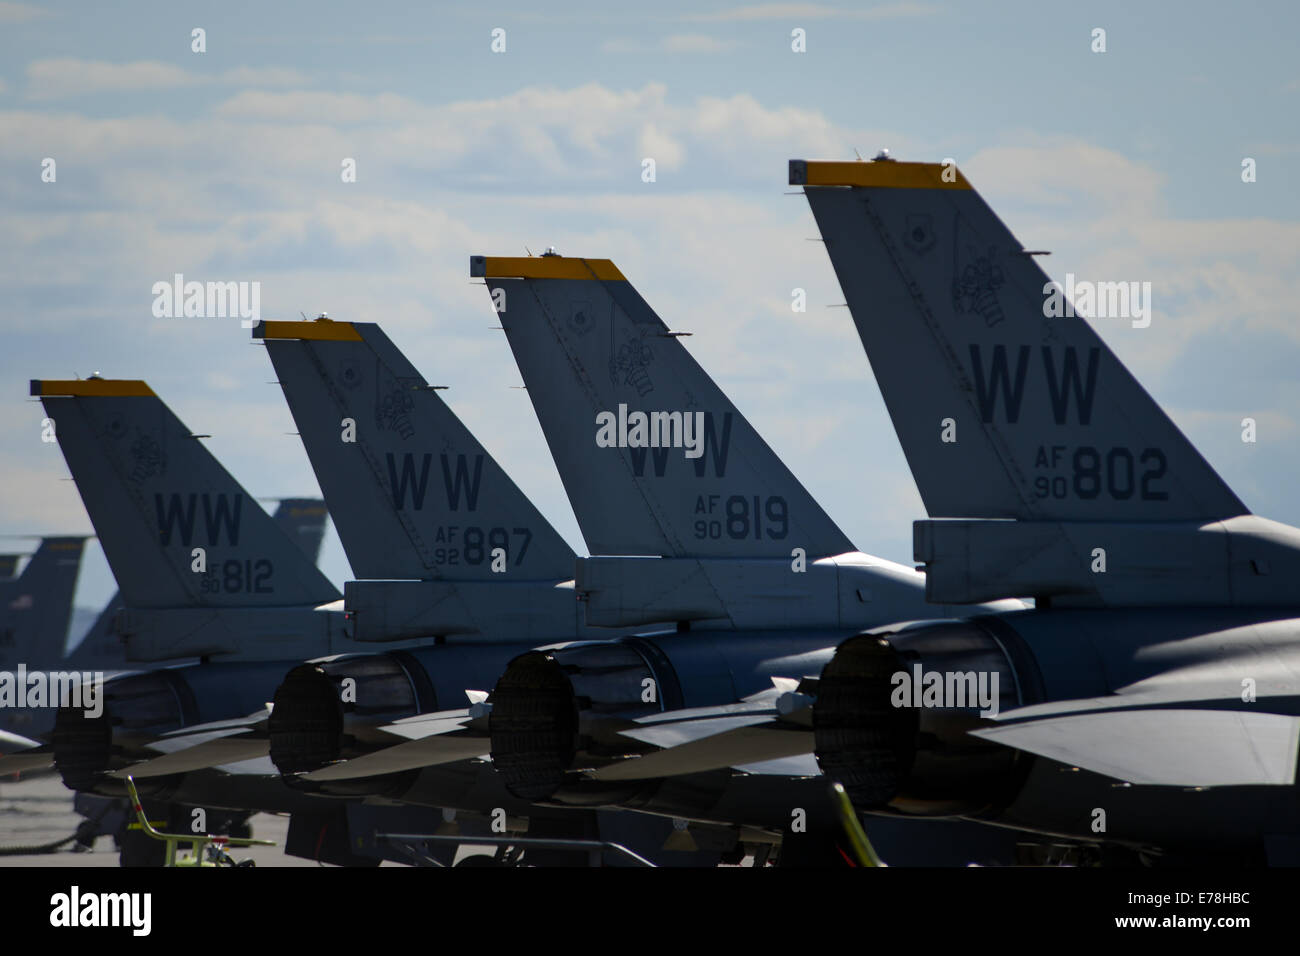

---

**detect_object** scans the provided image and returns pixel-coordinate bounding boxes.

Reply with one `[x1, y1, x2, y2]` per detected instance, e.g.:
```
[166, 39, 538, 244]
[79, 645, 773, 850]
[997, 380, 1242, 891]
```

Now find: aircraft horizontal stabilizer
[302, 733, 489, 781]
[155, 709, 271, 739]
[623, 712, 777, 748]
[591, 720, 813, 781]
[733, 754, 821, 777]
[0, 728, 44, 753]
[629, 678, 813, 731]
[214, 756, 279, 776]
[972, 708, 1300, 787]
[0, 752, 55, 774]
[112, 733, 271, 779]
[0, 736, 53, 774]
[379, 708, 472, 741]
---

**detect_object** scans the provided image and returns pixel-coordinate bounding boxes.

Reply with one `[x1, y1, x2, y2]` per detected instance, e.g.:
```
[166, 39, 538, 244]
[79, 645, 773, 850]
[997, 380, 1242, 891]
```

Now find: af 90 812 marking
[199, 559, 274, 594]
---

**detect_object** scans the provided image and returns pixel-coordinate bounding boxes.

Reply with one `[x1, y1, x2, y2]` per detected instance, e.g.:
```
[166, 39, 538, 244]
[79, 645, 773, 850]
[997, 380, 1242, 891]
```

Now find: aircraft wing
[973, 708, 1300, 787]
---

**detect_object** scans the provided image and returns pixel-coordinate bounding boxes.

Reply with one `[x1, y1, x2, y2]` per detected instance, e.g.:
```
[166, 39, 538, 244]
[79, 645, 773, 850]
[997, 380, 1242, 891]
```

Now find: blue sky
[1, 0, 1297, 633]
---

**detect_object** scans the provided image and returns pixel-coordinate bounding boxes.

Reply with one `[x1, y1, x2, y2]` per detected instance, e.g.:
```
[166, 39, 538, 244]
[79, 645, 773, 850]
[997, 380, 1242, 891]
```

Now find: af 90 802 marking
[1033, 445, 1168, 501]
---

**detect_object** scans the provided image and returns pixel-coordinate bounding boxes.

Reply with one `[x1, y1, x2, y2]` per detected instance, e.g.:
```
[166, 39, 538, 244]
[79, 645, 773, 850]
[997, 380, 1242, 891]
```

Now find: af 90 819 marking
[693, 494, 789, 540]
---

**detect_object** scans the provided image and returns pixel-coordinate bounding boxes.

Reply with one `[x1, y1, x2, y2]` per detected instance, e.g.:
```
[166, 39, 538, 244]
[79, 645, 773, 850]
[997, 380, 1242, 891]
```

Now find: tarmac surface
[0, 772, 731, 867]
[0, 771, 356, 867]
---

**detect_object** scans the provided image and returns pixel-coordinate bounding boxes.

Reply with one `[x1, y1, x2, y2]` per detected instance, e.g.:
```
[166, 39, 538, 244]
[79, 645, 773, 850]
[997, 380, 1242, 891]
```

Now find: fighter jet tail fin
[0, 536, 85, 669]
[62, 499, 327, 668]
[471, 255, 855, 559]
[254, 319, 576, 582]
[32, 379, 340, 610]
[793, 158, 1246, 524]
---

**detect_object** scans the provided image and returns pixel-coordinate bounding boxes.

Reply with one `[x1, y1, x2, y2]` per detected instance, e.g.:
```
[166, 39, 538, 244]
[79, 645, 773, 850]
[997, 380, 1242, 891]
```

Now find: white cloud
[957, 139, 1300, 390]
[27, 59, 198, 99]
[663, 34, 736, 53]
[24, 58, 311, 99]
[3, 83, 1298, 571]
[214, 88, 422, 123]
[120, 82, 873, 188]
[214, 66, 313, 88]
[966, 141, 1168, 216]
[602, 34, 738, 54]
[0, 1, 47, 23]
[638, 122, 686, 170]
[680, 3, 939, 22]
